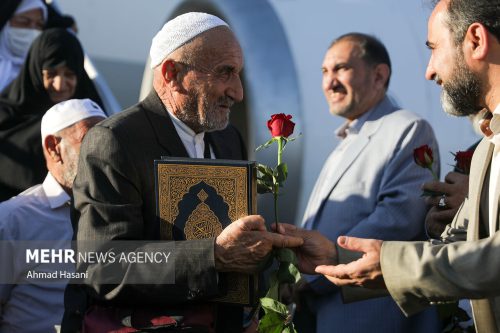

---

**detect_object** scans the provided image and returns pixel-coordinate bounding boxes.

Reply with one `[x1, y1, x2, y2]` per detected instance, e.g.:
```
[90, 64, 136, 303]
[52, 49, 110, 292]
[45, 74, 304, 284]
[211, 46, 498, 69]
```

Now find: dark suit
[63, 91, 247, 332]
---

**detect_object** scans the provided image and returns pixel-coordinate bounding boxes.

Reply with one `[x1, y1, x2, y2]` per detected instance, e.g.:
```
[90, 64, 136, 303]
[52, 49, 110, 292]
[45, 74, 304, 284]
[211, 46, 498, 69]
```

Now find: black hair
[330, 33, 392, 88]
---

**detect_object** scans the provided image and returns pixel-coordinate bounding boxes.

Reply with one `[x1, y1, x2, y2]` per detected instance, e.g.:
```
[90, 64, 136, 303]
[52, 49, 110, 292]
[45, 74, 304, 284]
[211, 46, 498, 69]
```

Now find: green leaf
[257, 179, 273, 194]
[256, 138, 277, 152]
[283, 325, 298, 333]
[289, 264, 301, 283]
[258, 164, 274, 179]
[275, 163, 288, 185]
[258, 312, 284, 333]
[277, 262, 301, 284]
[265, 272, 279, 300]
[260, 297, 289, 315]
[275, 248, 297, 264]
[285, 133, 302, 143]
[281, 133, 302, 152]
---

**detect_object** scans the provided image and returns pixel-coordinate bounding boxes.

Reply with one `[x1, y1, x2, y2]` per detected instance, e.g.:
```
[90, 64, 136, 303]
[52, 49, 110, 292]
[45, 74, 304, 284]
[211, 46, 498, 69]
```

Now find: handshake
[216, 215, 385, 289]
[215, 215, 336, 274]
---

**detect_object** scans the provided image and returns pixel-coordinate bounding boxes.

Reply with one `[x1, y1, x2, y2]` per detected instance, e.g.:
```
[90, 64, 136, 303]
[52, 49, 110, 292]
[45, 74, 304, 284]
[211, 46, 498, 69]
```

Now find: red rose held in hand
[267, 113, 295, 138]
[454, 150, 474, 175]
[413, 145, 433, 169]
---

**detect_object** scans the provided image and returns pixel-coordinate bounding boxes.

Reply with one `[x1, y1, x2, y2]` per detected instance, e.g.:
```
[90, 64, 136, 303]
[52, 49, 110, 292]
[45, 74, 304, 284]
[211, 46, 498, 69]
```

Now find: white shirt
[302, 108, 374, 227]
[0, 173, 72, 333]
[168, 111, 214, 159]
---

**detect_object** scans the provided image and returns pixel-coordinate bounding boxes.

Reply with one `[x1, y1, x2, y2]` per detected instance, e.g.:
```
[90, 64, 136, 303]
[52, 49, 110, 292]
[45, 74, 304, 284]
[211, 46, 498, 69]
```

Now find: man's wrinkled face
[59, 117, 104, 189]
[321, 40, 378, 120]
[425, 1, 482, 116]
[176, 29, 244, 133]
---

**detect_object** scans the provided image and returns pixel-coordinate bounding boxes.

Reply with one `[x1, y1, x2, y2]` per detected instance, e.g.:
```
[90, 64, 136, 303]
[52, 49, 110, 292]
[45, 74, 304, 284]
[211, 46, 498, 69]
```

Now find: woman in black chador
[0, 28, 103, 201]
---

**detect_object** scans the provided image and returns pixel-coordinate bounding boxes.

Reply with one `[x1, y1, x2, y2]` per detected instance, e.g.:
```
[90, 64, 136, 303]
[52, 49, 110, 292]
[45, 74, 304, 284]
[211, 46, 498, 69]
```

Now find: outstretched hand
[315, 236, 386, 289]
[273, 223, 337, 274]
[215, 215, 303, 274]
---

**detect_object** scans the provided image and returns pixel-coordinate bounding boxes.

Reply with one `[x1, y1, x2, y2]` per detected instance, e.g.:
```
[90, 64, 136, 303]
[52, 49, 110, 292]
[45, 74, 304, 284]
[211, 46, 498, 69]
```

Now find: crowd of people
[0, 0, 499, 332]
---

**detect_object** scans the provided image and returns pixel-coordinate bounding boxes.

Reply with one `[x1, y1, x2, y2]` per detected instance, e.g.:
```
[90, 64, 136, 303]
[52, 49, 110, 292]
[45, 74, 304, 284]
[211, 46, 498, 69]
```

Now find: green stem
[274, 137, 283, 230]
[428, 166, 438, 180]
[274, 190, 279, 226]
[278, 137, 283, 166]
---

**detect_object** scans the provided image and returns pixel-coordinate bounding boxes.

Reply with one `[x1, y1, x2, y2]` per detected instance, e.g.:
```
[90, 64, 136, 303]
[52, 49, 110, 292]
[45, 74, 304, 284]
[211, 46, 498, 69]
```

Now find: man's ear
[161, 59, 182, 91]
[373, 63, 390, 90]
[465, 22, 489, 61]
[44, 135, 62, 163]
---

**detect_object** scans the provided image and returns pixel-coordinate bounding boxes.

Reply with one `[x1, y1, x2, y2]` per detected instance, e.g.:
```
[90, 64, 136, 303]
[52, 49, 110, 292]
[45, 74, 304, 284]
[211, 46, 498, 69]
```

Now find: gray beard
[440, 52, 482, 117]
[178, 94, 232, 132]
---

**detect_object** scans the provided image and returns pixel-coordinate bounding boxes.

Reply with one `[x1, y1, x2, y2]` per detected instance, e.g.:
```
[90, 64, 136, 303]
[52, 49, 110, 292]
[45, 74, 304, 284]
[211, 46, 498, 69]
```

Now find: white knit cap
[149, 12, 229, 68]
[41, 99, 106, 140]
[15, 0, 48, 23]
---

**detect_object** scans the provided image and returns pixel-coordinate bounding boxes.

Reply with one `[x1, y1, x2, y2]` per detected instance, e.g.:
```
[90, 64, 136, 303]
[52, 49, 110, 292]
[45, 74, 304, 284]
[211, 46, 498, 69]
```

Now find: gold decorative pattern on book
[184, 190, 223, 239]
[157, 164, 248, 239]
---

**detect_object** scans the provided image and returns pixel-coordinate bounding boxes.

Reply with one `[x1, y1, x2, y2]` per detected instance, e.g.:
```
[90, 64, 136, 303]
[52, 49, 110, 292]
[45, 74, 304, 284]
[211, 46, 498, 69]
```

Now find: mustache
[217, 96, 235, 108]
[331, 83, 346, 93]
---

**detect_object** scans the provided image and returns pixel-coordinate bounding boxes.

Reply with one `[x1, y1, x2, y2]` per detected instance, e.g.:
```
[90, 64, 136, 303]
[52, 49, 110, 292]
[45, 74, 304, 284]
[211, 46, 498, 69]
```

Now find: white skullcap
[15, 0, 48, 23]
[41, 99, 106, 141]
[149, 12, 229, 68]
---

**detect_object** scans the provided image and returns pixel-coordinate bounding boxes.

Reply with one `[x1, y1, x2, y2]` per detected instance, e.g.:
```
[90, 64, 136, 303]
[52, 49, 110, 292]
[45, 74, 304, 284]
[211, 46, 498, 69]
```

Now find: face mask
[6, 25, 41, 59]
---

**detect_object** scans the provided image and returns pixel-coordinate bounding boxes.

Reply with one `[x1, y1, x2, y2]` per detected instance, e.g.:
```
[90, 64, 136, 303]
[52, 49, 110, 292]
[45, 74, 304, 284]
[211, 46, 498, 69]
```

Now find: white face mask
[6, 25, 41, 59]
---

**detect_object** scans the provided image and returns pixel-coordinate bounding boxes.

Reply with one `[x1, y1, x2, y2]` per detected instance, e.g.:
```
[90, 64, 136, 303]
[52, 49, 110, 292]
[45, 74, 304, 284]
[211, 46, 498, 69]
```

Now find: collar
[335, 106, 375, 139]
[42, 173, 71, 209]
[477, 105, 500, 148]
[168, 110, 206, 147]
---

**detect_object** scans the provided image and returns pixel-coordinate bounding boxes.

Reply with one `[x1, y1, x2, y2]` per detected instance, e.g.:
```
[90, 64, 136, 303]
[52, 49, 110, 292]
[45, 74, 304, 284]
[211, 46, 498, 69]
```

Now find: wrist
[214, 237, 228, 272]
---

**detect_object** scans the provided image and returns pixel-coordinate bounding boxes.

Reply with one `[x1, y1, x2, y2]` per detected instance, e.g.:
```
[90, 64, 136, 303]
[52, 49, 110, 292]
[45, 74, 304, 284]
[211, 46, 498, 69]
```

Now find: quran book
[155, 157, 257, 305]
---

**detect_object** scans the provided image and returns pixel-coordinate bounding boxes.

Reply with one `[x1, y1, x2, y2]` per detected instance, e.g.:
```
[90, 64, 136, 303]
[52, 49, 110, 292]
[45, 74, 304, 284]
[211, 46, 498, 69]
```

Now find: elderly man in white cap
[0, 99, 105, 333]
[63, 12, 302, 333]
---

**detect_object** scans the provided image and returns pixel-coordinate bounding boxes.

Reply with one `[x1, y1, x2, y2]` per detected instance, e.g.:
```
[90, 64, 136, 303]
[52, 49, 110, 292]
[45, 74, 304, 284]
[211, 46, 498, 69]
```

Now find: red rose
[414, 145, 433, 169]
[454, 150, 474, 175]
[267, 114, 295, 138]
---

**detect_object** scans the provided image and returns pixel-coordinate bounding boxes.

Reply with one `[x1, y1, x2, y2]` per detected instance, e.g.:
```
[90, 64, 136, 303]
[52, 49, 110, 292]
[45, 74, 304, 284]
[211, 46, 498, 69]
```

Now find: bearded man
[284, 0, 500, 332]
[62, 12, 302, 333]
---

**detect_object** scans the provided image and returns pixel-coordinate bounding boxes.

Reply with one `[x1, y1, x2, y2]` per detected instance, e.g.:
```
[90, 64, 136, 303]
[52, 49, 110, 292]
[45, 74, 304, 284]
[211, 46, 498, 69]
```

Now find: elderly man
[298, 33, 440, 333]
[281, 0, 500, 332]
[63, 12, 302, 333]
[0, 99, 105, 333]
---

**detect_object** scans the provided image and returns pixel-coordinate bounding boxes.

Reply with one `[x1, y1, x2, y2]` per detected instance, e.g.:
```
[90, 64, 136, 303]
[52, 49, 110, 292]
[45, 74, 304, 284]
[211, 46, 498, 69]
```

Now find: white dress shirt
[302, 107, 374, 228]
[168, 111, 214, 159]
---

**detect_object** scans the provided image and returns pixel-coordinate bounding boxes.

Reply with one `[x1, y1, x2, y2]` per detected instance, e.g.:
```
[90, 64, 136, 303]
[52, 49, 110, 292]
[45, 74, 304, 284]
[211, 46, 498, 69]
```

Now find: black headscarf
[0, 28, 103, 201]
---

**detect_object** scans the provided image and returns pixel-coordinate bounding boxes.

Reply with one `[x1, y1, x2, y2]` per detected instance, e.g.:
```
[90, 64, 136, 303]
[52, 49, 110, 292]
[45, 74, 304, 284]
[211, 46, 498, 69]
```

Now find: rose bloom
[267, 113, 295, 138]
[413, 145, 433, 169]
[454, 150, 474, 175]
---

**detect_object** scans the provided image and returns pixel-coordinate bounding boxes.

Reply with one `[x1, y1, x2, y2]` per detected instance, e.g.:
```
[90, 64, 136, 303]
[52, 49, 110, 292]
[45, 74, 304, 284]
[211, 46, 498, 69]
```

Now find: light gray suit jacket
[303, 96, 441, 332]
[382, 137, 500, 333]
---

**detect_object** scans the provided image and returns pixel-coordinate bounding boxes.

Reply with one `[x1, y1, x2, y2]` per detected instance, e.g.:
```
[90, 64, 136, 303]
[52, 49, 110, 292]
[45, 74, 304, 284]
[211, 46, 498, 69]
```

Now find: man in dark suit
[63, 12, 302, 333]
